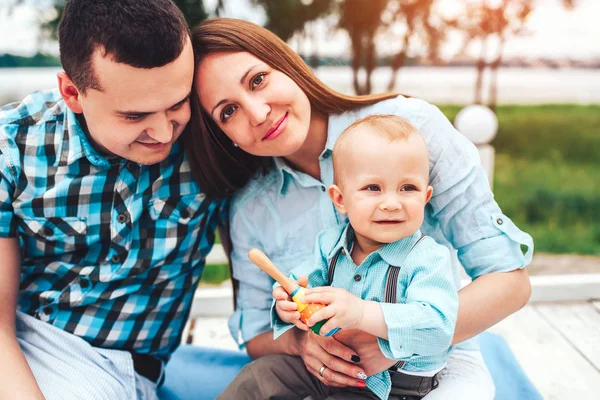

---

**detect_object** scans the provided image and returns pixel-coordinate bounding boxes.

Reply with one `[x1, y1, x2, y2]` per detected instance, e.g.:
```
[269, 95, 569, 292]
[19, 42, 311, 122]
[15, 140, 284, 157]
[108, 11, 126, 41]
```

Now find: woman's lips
[263, 113, 288, 141]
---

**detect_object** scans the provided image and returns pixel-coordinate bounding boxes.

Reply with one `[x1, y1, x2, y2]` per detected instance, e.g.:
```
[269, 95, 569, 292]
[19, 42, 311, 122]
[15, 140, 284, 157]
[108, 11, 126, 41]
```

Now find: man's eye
[125, 115, 143, 122]
[251, 73, 266, 89]
[364, 185, 381, 191]
[220, 105, 238, 122]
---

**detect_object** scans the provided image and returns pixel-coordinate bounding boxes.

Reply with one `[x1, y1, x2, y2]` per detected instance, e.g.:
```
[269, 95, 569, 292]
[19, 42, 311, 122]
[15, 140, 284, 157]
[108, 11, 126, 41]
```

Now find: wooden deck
[186, 292, 600, 399]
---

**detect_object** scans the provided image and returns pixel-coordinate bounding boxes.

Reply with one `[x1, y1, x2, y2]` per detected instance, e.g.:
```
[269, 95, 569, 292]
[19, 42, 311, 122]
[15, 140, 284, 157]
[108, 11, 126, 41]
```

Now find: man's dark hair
[58, 0, 190, 93]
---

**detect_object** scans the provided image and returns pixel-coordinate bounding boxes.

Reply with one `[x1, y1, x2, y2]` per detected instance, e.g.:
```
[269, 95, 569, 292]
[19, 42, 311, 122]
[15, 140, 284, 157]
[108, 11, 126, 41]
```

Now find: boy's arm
[364, 242, 458, 359]
[0, 237, 45, 399]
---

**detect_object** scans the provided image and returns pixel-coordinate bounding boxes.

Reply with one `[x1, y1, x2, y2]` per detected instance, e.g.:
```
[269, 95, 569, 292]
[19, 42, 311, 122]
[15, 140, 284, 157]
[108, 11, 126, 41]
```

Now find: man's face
[64, 38, 194, 165]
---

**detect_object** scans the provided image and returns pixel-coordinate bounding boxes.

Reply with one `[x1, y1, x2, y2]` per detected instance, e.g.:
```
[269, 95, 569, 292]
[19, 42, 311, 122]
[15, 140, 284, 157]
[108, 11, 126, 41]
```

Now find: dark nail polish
[351, 355, 361, 362]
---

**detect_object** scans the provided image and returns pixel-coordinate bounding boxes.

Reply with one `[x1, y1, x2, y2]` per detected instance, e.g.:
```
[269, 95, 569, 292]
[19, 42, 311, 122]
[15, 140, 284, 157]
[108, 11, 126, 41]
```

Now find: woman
[186, 18, 533, 398]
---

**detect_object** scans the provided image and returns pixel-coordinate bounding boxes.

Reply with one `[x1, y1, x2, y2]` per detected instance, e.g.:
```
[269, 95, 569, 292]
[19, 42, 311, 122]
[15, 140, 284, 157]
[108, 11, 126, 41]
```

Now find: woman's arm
[412, 99, 534, 342]
[454, 268, 531, 345]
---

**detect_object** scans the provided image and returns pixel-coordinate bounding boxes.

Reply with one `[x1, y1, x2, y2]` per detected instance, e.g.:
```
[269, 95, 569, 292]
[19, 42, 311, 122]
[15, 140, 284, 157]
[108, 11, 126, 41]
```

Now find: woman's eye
[220, 105, 238, 122]
[364, 185, 381, 192]
[251, 73, 266, 89]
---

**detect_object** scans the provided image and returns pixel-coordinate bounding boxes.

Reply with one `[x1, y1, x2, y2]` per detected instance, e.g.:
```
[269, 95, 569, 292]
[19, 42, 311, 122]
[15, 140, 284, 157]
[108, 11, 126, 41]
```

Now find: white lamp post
[454, 105, 498, 187]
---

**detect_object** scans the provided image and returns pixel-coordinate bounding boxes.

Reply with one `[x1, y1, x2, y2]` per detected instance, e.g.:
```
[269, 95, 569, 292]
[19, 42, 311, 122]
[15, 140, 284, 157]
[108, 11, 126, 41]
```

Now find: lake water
[1, 66, 599, 105]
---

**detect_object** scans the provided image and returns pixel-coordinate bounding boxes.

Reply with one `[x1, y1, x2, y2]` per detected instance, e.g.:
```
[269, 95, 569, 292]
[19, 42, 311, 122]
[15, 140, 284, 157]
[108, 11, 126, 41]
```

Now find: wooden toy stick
[248, 248, 298, 295]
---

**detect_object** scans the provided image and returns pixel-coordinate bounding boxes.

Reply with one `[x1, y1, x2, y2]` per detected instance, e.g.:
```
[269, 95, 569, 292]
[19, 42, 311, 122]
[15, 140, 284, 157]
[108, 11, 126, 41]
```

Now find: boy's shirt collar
[328, 223, 423, 266]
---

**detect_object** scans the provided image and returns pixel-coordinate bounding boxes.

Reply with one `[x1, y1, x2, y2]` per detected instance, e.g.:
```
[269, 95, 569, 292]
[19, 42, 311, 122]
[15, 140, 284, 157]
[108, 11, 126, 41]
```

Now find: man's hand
[301, 287, 365, 336]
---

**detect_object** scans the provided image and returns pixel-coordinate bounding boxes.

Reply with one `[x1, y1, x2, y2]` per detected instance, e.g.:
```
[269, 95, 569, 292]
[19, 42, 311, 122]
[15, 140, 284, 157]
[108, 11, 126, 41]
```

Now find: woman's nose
[247, 101, 270, 127]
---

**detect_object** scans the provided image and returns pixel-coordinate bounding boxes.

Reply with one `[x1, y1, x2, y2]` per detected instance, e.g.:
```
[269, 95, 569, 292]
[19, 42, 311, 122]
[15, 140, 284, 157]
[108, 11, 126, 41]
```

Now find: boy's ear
[327, 184, 347, 215]
[57, 72, 84, 114]
[425, 185, 433, 203]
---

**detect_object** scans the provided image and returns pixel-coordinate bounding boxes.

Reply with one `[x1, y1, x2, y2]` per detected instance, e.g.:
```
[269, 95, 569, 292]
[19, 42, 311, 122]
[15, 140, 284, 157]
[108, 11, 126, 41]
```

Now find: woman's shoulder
[349, 95, 439, 128]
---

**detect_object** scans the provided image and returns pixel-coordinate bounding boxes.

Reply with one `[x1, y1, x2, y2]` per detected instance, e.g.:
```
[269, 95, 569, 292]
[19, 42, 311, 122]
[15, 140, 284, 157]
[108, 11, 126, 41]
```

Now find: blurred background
[1, 0, 599, 281]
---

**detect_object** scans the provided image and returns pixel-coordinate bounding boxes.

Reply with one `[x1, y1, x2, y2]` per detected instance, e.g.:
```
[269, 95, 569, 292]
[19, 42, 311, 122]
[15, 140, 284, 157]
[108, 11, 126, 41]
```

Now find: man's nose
[147, 113, 174, 143]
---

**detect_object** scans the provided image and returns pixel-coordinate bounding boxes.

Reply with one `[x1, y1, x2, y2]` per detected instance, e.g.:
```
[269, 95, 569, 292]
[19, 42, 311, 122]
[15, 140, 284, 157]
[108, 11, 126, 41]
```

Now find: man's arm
[0, 237, 45, 399]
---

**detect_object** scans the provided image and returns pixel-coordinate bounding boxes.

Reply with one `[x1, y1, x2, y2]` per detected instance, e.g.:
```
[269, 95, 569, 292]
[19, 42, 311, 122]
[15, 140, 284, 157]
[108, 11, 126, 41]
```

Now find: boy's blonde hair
[332, 115, 422, 184]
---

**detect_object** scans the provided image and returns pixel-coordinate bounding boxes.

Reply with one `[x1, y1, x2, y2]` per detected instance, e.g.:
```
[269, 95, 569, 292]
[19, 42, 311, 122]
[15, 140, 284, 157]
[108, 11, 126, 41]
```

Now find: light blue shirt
[272, 225, 458, 400]
[227, 95, 534, 352]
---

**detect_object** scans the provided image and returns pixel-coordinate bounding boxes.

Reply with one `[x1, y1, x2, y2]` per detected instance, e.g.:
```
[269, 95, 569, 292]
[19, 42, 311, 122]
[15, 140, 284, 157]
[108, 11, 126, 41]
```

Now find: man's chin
[128, 145, 173, 165]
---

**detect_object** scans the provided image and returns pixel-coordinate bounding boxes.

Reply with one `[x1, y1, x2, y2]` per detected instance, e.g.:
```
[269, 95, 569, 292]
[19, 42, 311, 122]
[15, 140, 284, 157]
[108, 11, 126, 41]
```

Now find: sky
[0, 0, 598, 60]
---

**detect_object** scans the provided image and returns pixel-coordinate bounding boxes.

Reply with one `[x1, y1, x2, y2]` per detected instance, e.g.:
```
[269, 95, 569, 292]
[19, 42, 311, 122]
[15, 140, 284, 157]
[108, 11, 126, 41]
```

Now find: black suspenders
[326, 234, 426, 371]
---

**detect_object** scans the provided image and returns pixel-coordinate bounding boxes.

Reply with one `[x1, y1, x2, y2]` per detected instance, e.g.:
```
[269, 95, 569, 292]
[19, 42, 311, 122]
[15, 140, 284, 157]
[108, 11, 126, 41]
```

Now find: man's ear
[327, 184, 347, 215]
[57, 72, 84, 114]
[425, 185, 433, 203]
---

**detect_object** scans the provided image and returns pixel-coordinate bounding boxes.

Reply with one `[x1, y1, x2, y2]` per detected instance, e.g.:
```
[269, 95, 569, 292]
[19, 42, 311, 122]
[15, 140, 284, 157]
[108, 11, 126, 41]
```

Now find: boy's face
[58, 38, 194, 165]
[329, 128, 433, 248]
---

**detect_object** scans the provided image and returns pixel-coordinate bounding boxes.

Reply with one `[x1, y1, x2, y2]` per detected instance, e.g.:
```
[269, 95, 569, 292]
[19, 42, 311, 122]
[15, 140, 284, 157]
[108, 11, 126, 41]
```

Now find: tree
[31, 0, 217, 41]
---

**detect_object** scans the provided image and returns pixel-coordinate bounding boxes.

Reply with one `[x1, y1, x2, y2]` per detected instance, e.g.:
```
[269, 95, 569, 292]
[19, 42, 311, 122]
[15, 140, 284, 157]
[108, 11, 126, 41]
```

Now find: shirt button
[127, 161, 136, 170]
[354, 274, 361, 282]
[43, 306, 53, 315]
[496, 218, 504, 225]
[43, 227, 54, 236]
[322, 152, 329, 159]
[321, 186, 326, 192]
[111, 255, 121, 263]
[80, 279, 90, 289]
[117, 213, 128, 224]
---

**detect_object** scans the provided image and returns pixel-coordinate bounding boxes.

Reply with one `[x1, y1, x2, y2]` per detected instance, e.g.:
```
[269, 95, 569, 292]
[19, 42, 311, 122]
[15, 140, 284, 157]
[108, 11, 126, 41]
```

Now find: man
[0, 1, 223, 398]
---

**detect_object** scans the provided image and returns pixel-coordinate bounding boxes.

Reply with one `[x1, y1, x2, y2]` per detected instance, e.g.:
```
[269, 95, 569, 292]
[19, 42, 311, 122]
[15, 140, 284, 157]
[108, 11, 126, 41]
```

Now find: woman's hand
[301, 287, 366, 336]
[293, 328, 367, 388]
[333, 329, 398, 377]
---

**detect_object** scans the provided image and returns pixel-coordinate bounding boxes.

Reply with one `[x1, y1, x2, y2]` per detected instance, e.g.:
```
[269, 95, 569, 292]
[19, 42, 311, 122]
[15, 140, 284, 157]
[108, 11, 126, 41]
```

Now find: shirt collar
[273, 111, 354, 195]
[65, 108, 114, 167]
[327, 223, 423, 266]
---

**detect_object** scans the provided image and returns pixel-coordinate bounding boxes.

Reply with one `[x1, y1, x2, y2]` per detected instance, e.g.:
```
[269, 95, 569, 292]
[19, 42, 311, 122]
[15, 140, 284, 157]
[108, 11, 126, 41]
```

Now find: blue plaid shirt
[272, 225, 458, 400]
[0, 90, 222, 360]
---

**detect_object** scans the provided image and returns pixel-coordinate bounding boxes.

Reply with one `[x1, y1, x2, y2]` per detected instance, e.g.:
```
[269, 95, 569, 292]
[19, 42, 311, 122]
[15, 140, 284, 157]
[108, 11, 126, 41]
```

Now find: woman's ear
[328, 184, 347, 215]
[425, 185, 433, 203]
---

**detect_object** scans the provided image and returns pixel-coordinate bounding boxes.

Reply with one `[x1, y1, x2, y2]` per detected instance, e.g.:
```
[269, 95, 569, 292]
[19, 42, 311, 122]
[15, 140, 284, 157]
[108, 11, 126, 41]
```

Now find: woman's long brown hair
[186, 18, 398, 198]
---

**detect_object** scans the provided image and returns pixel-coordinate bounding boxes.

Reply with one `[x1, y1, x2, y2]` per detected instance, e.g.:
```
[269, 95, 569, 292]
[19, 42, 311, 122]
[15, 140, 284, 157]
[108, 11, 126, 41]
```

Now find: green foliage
[251, 0, 334, 41]
[439, 104, 600, 255]
[0, 53, 61, 68]
[201, 263, 230, 284]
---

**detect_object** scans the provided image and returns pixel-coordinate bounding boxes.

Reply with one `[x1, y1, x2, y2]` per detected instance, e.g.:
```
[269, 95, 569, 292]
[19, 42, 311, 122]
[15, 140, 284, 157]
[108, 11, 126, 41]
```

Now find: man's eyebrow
[210, 64, 261, 117]
[114, 91, 192, 117]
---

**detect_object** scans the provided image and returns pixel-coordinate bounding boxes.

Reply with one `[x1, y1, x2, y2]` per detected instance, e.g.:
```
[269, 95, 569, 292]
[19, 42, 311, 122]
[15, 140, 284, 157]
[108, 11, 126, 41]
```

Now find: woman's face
[195, 51, 312, 157]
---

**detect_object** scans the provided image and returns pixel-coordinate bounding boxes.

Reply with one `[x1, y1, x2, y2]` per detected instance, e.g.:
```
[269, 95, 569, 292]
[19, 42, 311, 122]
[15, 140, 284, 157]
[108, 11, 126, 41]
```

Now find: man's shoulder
[0, 89, 66, 127]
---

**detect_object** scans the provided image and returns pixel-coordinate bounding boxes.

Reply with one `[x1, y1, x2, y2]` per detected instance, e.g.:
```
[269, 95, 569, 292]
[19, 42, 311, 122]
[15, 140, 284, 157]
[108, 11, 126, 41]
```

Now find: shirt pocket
[20, 215, 88, 254]
[148, 193, 207, 224]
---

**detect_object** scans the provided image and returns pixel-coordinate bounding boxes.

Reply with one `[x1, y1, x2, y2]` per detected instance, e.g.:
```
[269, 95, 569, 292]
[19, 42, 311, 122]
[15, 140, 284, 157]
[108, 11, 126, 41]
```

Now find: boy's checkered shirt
[0, 90, 223, 360]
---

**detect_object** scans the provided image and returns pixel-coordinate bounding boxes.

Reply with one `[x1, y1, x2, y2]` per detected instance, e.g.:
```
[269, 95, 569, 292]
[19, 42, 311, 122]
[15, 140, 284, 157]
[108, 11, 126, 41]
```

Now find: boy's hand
[273, 275, 309, 331]
[301, 287, 366, 336]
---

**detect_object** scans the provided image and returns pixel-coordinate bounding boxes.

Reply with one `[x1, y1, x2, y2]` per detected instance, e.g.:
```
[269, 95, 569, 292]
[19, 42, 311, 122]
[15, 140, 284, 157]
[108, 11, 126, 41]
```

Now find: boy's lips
[263, 113, 288, 141]
[374, 220, 404, 225]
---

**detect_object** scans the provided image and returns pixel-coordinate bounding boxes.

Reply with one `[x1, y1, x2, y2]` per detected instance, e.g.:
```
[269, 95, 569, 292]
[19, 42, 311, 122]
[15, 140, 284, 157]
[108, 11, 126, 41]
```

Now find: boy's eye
[220, 105, 238, 122]
[251, 73, 266, 89]
[364, 185, 381, 192]
[401, 185, 417, 191]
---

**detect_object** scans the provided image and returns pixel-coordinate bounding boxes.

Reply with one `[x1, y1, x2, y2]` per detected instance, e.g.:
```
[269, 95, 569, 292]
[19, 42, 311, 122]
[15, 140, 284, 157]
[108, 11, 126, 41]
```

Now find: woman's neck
[284, 108, 328, 180]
